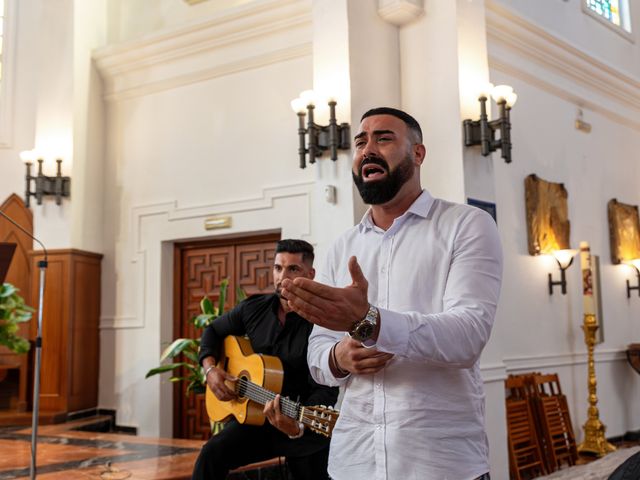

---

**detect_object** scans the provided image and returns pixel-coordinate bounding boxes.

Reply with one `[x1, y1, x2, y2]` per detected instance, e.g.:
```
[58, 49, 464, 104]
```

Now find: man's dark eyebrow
[354, 131, 366, 141]
[354, 129, 396, 141]
[372, 129, 396, 136]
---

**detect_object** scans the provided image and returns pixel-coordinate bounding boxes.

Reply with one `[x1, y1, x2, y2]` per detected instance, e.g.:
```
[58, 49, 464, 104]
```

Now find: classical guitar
[205, 335, 339, 437]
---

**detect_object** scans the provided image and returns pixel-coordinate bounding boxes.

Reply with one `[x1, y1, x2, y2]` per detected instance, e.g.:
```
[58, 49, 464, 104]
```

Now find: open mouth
[361, 164, 388, 181]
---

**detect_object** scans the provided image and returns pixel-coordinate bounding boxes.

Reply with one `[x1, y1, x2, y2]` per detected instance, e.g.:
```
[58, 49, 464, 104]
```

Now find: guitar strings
[233, 377, 335, 430]
[235, 377, 301, 419]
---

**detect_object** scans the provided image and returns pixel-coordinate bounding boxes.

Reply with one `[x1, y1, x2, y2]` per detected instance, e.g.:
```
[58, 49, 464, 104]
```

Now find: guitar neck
[236, 378, 301, 421]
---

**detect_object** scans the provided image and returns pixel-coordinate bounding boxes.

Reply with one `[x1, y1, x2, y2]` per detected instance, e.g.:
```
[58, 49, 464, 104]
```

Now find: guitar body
[205, 335, 284, 426]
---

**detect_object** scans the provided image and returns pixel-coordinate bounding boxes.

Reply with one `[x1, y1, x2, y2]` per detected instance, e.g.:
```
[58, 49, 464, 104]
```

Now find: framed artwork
[524, 174, 571, 255]
[467, 198, 497, 223]
[607, 198, 640, 264]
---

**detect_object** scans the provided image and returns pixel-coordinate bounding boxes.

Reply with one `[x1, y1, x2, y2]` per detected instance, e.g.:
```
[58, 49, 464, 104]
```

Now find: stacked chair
[505, 373, 578, 479]
[505, 375, 547, 480]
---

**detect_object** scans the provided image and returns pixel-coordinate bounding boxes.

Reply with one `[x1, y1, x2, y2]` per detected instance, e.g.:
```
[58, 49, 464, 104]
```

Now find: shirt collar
[358, 189, 434, 232]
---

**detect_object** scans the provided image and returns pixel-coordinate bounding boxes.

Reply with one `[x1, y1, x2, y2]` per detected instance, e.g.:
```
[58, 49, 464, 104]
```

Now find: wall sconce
[290, 90, 350, 169]
[548, 249, 578, 295]
[463, 84, 517, 164]
[20, 151, 71, 208]
[623, 260, 640, 298]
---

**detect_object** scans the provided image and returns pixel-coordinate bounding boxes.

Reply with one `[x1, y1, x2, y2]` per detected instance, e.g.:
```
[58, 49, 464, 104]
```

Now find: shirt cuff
[376, 307, 410, 354]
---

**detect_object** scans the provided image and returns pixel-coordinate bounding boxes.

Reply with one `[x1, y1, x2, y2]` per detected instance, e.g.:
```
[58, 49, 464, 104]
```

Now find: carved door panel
[174, 233, 279, 439]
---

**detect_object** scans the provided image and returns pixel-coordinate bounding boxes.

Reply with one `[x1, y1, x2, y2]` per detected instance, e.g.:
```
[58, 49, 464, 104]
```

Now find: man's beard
[352, 154, 414, 205]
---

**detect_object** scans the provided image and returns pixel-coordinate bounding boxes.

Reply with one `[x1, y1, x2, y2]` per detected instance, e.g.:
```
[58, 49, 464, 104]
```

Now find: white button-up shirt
[308, 190, 503, 480]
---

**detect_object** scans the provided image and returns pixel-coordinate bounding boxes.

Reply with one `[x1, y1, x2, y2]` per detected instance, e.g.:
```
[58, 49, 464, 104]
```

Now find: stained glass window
[585, 0, 632, 32]
[586, 0, 621, 26]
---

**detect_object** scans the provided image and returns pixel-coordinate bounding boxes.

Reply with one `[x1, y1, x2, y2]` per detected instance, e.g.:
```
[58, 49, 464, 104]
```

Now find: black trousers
[191, 420, 331, 480]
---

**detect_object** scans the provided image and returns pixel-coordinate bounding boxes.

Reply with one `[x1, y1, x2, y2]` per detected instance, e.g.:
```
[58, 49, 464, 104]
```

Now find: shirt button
[375, 424, 381, 430]
[381, 267, 386, 273]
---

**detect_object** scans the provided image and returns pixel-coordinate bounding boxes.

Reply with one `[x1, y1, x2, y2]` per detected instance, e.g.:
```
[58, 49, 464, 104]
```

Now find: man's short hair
[275, 239, 314, 265]
[361, 107, 423, 143]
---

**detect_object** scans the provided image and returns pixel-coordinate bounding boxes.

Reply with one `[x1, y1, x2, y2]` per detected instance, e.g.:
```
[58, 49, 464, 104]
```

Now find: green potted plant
[146, 280, 245, 392]
[0, 283, 33, 354]
[146, 279, 246, 434]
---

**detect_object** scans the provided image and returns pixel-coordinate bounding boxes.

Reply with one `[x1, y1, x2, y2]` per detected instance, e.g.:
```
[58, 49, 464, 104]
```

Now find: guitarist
[192, 239, 338, 480]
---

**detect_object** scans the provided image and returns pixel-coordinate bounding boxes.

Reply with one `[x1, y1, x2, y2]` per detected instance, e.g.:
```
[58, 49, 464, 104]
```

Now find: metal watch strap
[349, 304, 378, 343]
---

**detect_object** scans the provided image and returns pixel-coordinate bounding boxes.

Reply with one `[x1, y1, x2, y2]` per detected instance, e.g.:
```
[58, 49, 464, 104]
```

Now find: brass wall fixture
[524, 174, 577, 295]
[607, 198, 640, 298]
[463, 84, 517, 164]
[291, 90, 350, 169]
[20, 151, 71, 208]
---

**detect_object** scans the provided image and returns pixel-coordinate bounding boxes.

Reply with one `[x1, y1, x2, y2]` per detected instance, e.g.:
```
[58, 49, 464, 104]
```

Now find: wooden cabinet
[29, 249, 102, 414]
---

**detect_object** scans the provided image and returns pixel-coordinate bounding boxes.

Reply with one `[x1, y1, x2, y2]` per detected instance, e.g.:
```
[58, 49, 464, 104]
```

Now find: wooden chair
[505, 375, 547, 480]
[529, 373, 578, 473]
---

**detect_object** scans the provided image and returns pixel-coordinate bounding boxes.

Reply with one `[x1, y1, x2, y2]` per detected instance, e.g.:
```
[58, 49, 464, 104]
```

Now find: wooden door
[173, 233, 279, 439]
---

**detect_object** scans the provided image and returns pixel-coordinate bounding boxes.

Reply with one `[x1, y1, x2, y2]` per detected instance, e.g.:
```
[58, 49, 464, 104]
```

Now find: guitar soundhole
[236, 371, 250, 399]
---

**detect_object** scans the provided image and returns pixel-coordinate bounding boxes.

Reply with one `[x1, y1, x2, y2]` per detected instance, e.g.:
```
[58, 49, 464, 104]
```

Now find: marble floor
[0, 418, 202, 480]
[533, 446, 640, 480]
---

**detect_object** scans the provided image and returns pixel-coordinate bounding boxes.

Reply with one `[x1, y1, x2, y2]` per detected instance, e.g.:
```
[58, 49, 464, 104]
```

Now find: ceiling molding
[486, 1, 640, 128]
[94, 0, 311, 101]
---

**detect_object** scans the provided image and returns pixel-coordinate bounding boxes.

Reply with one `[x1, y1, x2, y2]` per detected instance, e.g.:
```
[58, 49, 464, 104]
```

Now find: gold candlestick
[577, 313, 616, 457]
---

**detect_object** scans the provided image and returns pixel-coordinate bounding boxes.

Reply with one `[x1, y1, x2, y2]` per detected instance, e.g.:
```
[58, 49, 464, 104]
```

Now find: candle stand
[577, 314, 616, 457]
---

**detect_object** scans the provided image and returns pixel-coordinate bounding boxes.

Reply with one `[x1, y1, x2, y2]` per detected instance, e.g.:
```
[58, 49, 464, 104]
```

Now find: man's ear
[414, 144, 426, 166]
[309, 268, 316, 280]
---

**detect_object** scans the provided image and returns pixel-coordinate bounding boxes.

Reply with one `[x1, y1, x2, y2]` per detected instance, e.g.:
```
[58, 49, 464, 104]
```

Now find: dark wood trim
[172, 241, 182, 437]
[29, 248, 103, 260]
[174, 230, 281, 251]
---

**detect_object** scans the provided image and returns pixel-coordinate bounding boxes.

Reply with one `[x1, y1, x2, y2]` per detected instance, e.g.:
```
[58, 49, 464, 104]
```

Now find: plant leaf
[236, 286, 247, 303]
[192, 313, 215, 329]
[200, 297, 214, 316]
[145, 362, 192, 378]
[217, 279, 229, 316]
[159, 338, 198, 361]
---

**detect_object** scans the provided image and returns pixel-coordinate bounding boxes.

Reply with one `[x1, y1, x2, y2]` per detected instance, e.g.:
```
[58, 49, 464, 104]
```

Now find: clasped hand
[335, 336, 393, 375]
[281, 256, 369, 331]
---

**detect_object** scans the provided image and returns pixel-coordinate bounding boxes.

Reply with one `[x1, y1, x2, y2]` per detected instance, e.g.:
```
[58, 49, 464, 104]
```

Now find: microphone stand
[0, 208, 47, 479]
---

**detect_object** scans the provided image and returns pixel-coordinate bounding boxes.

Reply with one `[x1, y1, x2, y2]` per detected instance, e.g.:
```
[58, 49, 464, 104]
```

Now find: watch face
[354, 321, 374, 341]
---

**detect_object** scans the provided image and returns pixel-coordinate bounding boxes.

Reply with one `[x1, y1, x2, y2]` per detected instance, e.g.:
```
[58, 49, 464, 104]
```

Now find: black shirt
[199, 294, 338, 407]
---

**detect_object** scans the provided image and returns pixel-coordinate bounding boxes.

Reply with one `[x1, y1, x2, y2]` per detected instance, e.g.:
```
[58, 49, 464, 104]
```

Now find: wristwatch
[349, 304, 379, 346]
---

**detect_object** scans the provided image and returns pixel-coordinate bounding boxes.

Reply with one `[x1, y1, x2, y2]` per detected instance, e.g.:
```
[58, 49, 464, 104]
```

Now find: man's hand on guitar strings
[264, 394, 303, 437]
[206, 366, 238, 402]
